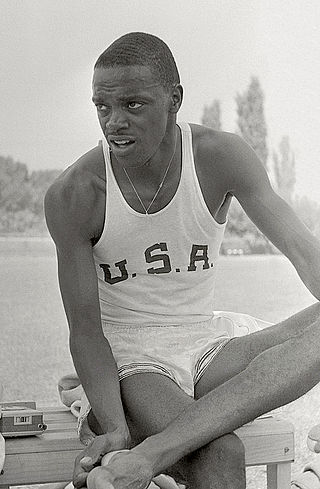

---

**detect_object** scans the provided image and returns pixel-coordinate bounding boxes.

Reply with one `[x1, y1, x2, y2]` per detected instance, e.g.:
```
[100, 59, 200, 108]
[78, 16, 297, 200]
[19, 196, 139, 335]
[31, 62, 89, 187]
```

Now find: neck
[109, 123, 181, 215]
[110, 122, 179, 184]
[129, 124, 178, 181]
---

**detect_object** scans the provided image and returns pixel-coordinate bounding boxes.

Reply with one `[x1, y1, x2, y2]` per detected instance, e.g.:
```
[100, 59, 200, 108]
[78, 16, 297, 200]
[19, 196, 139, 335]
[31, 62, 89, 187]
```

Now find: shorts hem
[194, 337, 232, 385]
[119, 368, 177, 385]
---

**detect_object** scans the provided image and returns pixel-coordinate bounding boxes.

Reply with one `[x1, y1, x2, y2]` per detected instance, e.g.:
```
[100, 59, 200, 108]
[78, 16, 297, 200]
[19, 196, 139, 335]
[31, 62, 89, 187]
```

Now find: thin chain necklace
[122, 133, 178, 215]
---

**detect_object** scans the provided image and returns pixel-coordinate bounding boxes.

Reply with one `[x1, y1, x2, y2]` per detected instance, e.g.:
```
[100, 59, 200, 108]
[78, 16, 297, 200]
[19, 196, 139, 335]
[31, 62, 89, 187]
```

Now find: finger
[80, 456, 94, 469]
[73, 471, 88, 489]
[82, 442, 105, 467]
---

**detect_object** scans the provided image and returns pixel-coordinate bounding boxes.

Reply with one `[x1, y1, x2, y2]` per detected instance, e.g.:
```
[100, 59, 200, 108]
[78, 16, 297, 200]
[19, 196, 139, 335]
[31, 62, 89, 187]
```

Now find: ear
[169, 84, 183, 113]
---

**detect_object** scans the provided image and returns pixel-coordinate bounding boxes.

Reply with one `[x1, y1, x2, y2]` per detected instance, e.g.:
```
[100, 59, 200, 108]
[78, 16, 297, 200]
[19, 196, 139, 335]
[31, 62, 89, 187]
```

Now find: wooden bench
[0, 407, 294, 489]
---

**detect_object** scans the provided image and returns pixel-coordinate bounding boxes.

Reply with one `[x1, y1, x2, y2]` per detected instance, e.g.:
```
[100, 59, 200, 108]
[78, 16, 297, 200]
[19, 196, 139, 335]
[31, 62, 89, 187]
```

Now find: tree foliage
[294, 196, 320, 239]
[0, 155, 60, 234]
[224, 199, 277, 254]
[201, 76, 319, 253]
[201, 99, 222, 130]
[236, 76, 268, 169]
[273, 136, 296, 204]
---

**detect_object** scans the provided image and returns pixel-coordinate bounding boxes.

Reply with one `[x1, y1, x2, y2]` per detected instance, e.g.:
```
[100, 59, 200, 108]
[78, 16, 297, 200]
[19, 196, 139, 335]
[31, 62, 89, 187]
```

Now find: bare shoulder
[190, 123, 247, 166]
[189, 123, 269, 194]
[45, 144, 105, 247]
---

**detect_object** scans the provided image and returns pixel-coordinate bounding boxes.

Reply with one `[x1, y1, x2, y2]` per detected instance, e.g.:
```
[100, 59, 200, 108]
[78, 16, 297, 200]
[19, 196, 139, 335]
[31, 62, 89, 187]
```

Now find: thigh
[195, 302, 320, 398]
[120, 372, 194, 444]
[195, 335, 255, 398]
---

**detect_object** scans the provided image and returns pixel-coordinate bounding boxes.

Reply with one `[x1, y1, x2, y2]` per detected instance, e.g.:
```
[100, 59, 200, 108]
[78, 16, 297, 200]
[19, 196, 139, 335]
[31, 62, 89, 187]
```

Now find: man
[45, 32, 320, 489]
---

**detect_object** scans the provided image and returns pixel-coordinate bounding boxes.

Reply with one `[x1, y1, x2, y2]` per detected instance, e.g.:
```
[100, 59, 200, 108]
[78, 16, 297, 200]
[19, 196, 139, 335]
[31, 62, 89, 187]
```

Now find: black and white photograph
[1, 2, 320, 488]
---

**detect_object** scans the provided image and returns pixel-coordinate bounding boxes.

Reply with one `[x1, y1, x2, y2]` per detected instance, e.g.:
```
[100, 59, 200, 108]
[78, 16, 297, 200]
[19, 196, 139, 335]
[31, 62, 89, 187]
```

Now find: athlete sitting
[45, 32, 320, 489]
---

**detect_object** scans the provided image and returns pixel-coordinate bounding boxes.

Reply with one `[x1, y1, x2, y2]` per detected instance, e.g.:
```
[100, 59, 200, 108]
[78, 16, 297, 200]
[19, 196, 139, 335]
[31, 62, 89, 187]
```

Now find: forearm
[133, 325, 320, 475]
[70, 332, 129, 437]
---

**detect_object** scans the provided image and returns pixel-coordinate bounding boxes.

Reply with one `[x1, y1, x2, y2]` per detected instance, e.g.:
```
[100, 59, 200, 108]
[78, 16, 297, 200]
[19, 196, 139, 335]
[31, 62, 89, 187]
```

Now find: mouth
[108, 136, 136, 152]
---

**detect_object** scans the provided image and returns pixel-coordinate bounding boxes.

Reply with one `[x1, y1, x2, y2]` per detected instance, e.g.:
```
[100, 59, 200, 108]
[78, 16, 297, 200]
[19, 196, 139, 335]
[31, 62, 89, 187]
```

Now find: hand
[73, 429, 131, 488]
[87, 450, 153, 489]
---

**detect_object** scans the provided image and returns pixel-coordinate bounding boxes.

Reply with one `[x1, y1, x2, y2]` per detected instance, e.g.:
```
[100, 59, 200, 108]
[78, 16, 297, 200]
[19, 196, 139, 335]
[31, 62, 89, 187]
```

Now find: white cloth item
[70, 399, 82, 418]
[291, 461, 320, 488]
[308, 424, 320, 452]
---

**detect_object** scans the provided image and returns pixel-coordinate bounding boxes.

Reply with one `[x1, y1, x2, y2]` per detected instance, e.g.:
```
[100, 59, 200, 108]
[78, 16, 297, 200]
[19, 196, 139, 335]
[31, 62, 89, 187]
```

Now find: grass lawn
[1, 238, 319, 488]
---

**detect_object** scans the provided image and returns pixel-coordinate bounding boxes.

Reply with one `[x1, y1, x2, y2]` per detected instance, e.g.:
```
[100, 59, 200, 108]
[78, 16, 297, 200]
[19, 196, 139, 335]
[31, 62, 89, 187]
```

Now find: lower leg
[177, 433, 246, 489]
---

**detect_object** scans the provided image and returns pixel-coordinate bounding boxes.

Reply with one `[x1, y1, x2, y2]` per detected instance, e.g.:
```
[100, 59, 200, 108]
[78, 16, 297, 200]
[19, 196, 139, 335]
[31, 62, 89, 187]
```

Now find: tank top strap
[101, 137, 124, 209]
[176, 121, 207, 208]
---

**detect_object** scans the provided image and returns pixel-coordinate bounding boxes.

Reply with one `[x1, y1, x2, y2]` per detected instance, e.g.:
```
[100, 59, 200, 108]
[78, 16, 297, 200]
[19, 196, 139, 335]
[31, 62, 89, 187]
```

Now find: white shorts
[78, 311, 271, 444]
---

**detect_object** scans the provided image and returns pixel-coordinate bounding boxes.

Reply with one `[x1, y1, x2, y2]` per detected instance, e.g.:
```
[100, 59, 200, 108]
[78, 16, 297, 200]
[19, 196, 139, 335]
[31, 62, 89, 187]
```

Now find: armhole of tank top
[181, 123, 227, 230]
[92, 139, 108, 250]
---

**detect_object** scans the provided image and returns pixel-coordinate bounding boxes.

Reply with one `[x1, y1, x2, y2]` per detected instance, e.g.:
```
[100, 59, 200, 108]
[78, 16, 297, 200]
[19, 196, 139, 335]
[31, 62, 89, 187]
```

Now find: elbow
[291, 246, 320, 301]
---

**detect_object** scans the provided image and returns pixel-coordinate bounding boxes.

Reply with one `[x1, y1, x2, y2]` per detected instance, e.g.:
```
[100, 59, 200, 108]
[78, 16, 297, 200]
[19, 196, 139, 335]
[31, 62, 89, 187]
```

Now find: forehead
[92, 65, 164, 97]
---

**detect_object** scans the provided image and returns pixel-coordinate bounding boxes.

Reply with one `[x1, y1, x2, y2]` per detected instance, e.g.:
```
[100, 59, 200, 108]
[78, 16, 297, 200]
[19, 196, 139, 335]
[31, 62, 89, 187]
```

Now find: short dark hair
[94, 32, 180, 90]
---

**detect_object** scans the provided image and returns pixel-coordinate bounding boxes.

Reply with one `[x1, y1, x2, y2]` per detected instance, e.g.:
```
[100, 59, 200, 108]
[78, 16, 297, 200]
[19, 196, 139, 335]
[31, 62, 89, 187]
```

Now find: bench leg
[267, 463, 291, 489]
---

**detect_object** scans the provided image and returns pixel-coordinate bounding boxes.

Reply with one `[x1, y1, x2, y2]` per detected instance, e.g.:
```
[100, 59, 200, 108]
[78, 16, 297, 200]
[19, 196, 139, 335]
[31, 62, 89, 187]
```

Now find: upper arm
[222, 135, 319, 263]
[45, 174, 102, 335]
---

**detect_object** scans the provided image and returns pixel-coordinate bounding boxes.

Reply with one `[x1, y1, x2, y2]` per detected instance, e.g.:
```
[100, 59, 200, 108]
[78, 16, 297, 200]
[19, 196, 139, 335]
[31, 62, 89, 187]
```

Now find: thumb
[80, 456, 95, 470]
[80, 438, 107, 471]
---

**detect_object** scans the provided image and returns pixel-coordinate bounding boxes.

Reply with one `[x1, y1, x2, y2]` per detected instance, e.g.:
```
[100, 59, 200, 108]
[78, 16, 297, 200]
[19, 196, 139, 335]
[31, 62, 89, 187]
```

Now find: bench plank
[1, 451, 81, 484]
[237, 418, 294, 465]
[0, 407, 294, 486]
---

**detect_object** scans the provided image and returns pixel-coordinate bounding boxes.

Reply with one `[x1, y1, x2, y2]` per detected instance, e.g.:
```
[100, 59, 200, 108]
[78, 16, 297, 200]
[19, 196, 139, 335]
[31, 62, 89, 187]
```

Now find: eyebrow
[92, 93, 153, 104]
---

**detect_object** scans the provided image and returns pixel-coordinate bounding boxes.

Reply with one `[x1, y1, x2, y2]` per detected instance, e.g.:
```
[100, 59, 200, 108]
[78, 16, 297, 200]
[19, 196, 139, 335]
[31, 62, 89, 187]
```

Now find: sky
[1, 0, 320, 202]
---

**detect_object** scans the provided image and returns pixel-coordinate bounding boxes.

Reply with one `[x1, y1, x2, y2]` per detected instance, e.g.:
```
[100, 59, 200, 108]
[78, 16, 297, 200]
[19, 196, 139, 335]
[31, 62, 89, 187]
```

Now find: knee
[201, 433, 245, 465]
[175, 433, 246, 488]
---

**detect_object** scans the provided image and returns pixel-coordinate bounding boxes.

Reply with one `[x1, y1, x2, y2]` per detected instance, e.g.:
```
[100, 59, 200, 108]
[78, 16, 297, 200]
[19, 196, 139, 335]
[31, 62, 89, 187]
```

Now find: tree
[236, 77, 268, 169]
[28, 169, 60, 216]
[0, 154, 60, 234]
[273, 136, 296, 204]
[201, 99, 222, 130]
[0, 156, 31, 212]
[232, 77, 272, 252]
[294, 196, 320, 239]
[225, 199, 277, 254]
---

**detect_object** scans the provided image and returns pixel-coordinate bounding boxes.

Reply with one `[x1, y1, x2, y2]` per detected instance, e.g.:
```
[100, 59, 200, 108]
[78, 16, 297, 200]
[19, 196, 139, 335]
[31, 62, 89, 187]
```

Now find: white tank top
[93, 122, 226, 326]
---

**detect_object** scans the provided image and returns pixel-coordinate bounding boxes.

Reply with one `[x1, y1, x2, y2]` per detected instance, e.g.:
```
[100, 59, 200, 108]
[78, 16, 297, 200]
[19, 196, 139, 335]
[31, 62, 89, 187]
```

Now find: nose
[105, 108, 129, 133]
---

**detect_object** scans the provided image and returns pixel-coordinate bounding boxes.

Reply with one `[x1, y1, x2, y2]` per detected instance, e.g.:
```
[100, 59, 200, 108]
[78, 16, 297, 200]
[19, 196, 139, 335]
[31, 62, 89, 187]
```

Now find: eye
[96, 104, 110, 113]
[127, 102, 143, 109]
